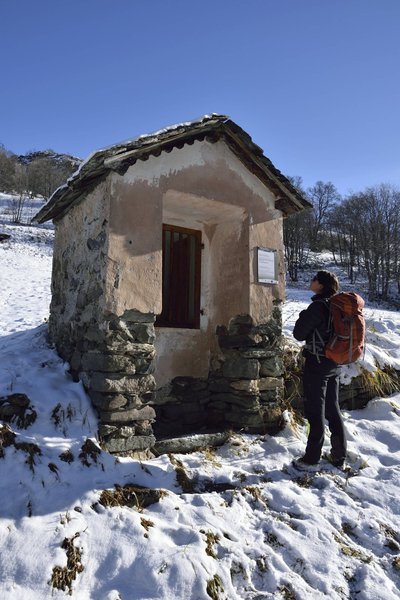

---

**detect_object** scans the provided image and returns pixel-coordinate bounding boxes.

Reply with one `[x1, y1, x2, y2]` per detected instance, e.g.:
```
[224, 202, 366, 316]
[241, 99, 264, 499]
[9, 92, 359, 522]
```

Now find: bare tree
[0, 144, 16, 192]
[283, 177, 312, 281]
[27, 155, 74, 199]
[328, 197, 360, 283]
[11, 164, 29, 222]
[307, 181, 341, 250]
[346, 185, 400, 300]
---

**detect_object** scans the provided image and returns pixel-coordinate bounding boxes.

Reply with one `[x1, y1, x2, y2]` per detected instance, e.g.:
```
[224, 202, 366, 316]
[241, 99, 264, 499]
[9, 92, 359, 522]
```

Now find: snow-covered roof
[33, 114, 311, 223]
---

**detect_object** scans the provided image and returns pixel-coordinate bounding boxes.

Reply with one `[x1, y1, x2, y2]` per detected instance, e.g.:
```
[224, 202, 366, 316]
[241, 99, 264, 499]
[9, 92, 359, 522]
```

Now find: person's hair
[315, 270, 339, 297]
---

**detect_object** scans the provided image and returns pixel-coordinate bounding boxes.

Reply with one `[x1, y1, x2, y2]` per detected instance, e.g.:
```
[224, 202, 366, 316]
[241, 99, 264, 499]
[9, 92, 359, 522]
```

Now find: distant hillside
[0, 144, 83, 200]
[17, 149, 82, 170]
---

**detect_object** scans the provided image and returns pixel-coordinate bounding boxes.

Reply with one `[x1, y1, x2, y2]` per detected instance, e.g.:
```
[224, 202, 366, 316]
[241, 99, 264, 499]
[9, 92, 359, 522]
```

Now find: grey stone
[153, 432, 230, 455]
[81, 352, 136, 373]
[209, 393, 260, 409]
[122, 309, 156, 323]
[258, 377, 284, 391]
[229, 380, 259, 394]
[133, 357, 155, 375]
[227, 314, 254, 335]
[88, 373, 156, 394]
[125, 344, 155, 357]
[102, 434, 156, 453]
[260, 388, 284, 403]
[98, 424, 120, 437]
[135, 421, 154, 436]
[208, 377, 230, 393]
[241, 348, 276, 359]
[89, 393, 134, 411]
[99, 405, 156, 424]
[218, 333, 262, 349]
[222, 354, 259, 380]
[259, 356, 284, 377]
[172, 377, 208, 393]
[128, 323, 156, 344]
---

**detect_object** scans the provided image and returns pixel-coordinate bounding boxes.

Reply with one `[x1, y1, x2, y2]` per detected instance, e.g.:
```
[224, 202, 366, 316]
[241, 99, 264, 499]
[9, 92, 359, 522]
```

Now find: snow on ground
[0, 209, 400, 599]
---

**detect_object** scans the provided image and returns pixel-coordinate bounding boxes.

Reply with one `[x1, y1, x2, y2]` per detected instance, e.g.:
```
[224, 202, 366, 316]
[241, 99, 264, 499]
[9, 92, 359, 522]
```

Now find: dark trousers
[302, 353, 347, 463]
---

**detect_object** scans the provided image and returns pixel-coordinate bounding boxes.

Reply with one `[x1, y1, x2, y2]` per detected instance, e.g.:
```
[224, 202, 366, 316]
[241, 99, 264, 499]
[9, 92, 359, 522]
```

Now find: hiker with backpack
[291, 270, 365, 471]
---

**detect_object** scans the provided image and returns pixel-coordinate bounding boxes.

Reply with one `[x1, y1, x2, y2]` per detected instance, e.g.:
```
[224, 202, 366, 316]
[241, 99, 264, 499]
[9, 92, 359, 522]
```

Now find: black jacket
[293, 294, 331, 354]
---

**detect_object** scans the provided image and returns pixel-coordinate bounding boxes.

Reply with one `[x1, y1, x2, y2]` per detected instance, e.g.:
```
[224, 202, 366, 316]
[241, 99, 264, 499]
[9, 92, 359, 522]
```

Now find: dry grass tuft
[201, 530, 220, 559]
[140, 517, 154, 532]
[279, 584, 297, 599]
[380, 522, 400, 551]
[59, 449, 74, 463]
[201, 446, 222, 468]
[0, 424, 16, 458]
[99, 484, 167, 512]
[206, 574, 224, 599]
[360, 366, 400, 399]
[49, 532, 84, 596]
[79, 439, 101, 467]
[168, 454, 198, 493]
[14, 441, 42, 472]
[333, 533, 372, 563]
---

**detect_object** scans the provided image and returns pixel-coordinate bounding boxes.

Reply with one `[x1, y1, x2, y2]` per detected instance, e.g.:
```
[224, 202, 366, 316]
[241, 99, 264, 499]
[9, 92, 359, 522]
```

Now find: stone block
[222, 353, 259, 380]
[172, 377, 208, 393]
[260, 388, 284, 403]
[208, 377, 230, 393]
[210, 393, 260, 410]
[99, 405, 156, 424]
[258, 377, 284, 391]
[135, 421, 154, 436]
[128, 323, 156, 344]
[81, 352, 136, 373]
[133, 357, 155, 375]
[229, 380, 259, 394]
[90, 392, 130, 411]
[122, 309, 156, 323]
[259, 356, 284, 377]
[218, 333, 262, 349]
[88, 373, 156, 394]
[240, 348, 276, 359]
[227, 314, 254, 335]
[102, 434, 156, 454]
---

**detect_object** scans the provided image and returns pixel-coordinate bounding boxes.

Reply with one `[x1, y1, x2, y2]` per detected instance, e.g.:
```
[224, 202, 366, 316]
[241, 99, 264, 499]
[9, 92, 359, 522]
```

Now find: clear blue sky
[1, 0, 399, 195]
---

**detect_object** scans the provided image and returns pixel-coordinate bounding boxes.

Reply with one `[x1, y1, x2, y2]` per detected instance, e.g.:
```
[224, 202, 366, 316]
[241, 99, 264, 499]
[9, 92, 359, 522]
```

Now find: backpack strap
[304, 299, 330, 362]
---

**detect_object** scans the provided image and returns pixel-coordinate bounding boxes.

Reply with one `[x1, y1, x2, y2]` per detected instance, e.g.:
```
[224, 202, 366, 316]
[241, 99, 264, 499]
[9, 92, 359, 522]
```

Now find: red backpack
[325, 292, 365, 364]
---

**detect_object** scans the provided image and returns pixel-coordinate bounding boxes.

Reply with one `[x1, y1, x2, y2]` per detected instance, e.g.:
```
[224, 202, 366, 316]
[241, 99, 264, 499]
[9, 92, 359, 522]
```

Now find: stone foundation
[152, 307, 286, 439]
[208, 308, 285, 433]
[68, 310, 157, 455]
[55, 305, 286, 453]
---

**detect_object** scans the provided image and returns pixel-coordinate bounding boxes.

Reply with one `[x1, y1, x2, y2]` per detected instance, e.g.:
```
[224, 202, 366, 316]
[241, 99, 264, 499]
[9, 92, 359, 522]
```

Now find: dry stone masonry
[71, 310, 157, 455]
[152, 306, 285, 440]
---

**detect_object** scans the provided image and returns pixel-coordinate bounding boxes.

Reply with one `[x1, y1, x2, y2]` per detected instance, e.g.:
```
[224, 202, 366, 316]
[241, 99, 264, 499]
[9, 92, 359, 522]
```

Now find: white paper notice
[257, 248, 277, 284]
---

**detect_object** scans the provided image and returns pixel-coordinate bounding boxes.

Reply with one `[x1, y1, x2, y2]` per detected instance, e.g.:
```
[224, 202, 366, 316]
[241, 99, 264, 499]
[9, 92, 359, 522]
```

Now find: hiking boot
[292, 457, 319, 471]
[323, 452, 346, 469]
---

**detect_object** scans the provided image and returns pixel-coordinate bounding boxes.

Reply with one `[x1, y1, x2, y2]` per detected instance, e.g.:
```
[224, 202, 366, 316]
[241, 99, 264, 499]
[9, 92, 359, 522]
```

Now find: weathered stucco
[249, 218, 286, 324]
[103, 139, 284, 386]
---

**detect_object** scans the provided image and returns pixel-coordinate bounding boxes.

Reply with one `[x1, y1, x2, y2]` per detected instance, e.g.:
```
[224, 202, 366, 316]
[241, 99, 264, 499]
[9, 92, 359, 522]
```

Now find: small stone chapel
[35, 114, 310, 456]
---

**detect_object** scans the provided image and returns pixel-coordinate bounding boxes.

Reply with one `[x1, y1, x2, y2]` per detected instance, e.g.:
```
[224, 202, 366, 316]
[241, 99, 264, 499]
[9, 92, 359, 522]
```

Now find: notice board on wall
[257, 247, 278, 284]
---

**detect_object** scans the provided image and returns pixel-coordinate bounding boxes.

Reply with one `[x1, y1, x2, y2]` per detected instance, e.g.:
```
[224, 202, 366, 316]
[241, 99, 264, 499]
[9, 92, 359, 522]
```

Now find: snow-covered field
[0, 207, 400, 600]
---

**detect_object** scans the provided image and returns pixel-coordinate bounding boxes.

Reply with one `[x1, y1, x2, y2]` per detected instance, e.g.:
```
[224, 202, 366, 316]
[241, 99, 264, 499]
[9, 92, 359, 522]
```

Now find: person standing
[292, 270, 347, 470]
